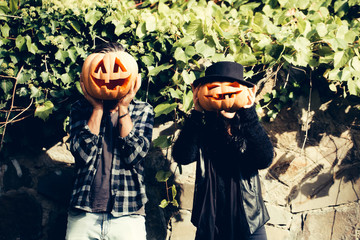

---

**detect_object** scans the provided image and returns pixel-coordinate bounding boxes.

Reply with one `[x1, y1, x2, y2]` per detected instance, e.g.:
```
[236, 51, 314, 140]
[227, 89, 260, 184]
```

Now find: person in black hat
[172, 61, 274, 240]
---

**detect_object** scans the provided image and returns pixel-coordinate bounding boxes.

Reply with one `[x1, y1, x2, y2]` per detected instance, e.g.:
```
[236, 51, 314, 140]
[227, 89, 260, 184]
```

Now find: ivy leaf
[195, 40, 215, 58]
[148, 63, 173, 76]
[350, 57, 360, 73]
[25, 36, 38, 55]
[152, 135, 171, 149]
[334, 0, 348, 17]
[1, 80, 13, 94]
[334, 48, 354, 68]
[0, 2, 9, 15]
[344, 30, 357, 44]
[141, 54, 155, 66]
[336, 25, 348, 40]
[185, 19, 203, 39]
[40, 71, 50, 83]
[61, 73, 72, 85]
[35, 100, 54, 121]
[55, 50, 69, 64]
[85, 9, 102, 25]
[154, 102, 177, 118]
[174, 47, 187, 63]
[114, 24, 127, 36]
[171, 199, 179, 208]
[69, 20, 81, 34]
[185, 46, 196, 57]
[68, 47, 78, 62]
[15, 35, 26, 52]
[181, 89, 193, 113]
[1, 23, 10, 38]
[17, 72, 31, 84]
[17, 87, 29, 97]
[235, 45, 257, 66]
[9, 0, 17, 14]
[316, 23, 327, 37]
[326, 38, 348, 51]
[169, 88, 182, 99]
[171, 185, 177, 199]
[159, 199, 169, 208]
[340, 67, 351, 81]
[263, 93, 272, 103]
[181, 70, 196, 85]
[30, 85, 42, 98]
[294, 37, 311, 52]
[136, 22, 146, 39]
[144, 14, 156, 32]
[155, 170, 172, 182]
[327, 68, 341, 81]
[347, 78, 360, 96]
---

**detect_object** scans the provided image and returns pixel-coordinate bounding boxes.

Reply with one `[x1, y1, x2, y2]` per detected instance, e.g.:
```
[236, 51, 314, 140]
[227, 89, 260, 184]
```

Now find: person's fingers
[243, 86, 257, 108]
[125, 75, 140, 101]
[80, 81, 88, 98]
[252, 85, 257, 96]
[133, 75, 141, 93]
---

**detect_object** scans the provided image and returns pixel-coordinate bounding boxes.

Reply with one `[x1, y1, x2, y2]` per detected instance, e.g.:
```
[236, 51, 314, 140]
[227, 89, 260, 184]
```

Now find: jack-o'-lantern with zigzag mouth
[81, 51, 138, 100]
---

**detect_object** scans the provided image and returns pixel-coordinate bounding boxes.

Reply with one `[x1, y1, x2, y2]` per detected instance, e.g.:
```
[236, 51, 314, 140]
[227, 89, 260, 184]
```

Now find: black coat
[172, 106, 274, 240]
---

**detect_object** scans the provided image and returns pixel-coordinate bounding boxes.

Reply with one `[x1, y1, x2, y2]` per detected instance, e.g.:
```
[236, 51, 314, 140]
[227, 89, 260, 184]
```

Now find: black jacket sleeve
[238, 106, 274, 171]
[172, 110, 204, 165]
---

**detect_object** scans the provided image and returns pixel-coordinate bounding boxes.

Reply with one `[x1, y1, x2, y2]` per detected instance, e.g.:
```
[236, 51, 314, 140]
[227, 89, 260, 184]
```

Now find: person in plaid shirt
[66, 42, 154, 240]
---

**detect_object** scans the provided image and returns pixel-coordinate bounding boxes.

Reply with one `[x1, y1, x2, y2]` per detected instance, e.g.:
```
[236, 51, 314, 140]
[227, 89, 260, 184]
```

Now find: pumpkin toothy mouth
[91, 75, 126, 90]
[206, 91, 241, 100]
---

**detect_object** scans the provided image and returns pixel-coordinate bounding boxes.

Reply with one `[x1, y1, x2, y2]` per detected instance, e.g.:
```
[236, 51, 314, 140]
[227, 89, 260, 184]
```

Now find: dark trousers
[249, 226, 267, 240]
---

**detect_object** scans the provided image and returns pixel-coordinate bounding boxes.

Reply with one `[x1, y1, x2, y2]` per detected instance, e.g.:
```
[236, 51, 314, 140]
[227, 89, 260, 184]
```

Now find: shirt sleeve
[68, 99, 101, 167]
[238, 106, 274, 171]
[117, 102, 154, 166]
[172, 110, 204, 165]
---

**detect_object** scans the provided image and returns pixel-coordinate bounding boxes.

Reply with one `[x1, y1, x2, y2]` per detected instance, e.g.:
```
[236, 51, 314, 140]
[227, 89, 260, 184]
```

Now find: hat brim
[193, 75, 255, 88]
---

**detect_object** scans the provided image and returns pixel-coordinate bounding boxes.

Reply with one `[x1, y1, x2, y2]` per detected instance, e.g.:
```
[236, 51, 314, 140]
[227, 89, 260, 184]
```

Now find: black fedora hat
[193, 61, 255, 88]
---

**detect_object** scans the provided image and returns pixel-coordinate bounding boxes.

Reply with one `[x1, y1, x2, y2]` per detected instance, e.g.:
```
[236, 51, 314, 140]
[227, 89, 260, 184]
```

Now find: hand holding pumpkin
[80, 73, 103, 111]
[116, 75, 141, 116]
[191, 84, 204, 112]
[243, 85, 257, 108]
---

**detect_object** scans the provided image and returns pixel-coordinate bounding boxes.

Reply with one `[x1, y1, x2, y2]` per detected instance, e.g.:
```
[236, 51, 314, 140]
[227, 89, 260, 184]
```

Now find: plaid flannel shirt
[68, 98, 154, 217]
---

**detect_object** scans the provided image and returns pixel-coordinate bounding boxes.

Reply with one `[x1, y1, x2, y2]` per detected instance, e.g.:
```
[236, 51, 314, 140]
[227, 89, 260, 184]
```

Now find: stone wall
[0, 85, 359, 240]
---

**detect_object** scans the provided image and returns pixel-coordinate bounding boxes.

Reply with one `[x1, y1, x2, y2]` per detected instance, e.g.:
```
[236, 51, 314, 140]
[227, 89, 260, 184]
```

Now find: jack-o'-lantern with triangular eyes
[193, 61, 256, 112]
[81, 51, 138, 100]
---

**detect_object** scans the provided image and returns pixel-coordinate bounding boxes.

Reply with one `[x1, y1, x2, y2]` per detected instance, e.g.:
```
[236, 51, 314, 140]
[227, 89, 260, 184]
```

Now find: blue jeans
[65, 210, 146, 240]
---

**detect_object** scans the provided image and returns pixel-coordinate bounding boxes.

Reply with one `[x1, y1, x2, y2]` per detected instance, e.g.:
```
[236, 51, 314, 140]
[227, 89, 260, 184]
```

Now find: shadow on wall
[144, 145, 182, 240]
[265, 64, 360, 202]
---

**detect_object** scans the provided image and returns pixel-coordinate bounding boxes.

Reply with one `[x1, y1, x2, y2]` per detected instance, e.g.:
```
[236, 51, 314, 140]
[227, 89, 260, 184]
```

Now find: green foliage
[0, 0, 359, 155]
[156, 170, 179, 208]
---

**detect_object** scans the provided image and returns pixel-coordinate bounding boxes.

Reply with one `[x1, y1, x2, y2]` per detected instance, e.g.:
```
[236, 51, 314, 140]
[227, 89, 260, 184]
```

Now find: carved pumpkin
[197, 81, 253, 112]
[81, 51, 138, 100]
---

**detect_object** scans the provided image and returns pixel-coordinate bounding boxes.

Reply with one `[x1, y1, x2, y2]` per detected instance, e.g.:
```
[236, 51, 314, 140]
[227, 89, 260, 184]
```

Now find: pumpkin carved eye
[114, 58, 127, 73]
[228, 82, 240, 88]
[94, 60, 107, 73]
[207, 84, 219, 90]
